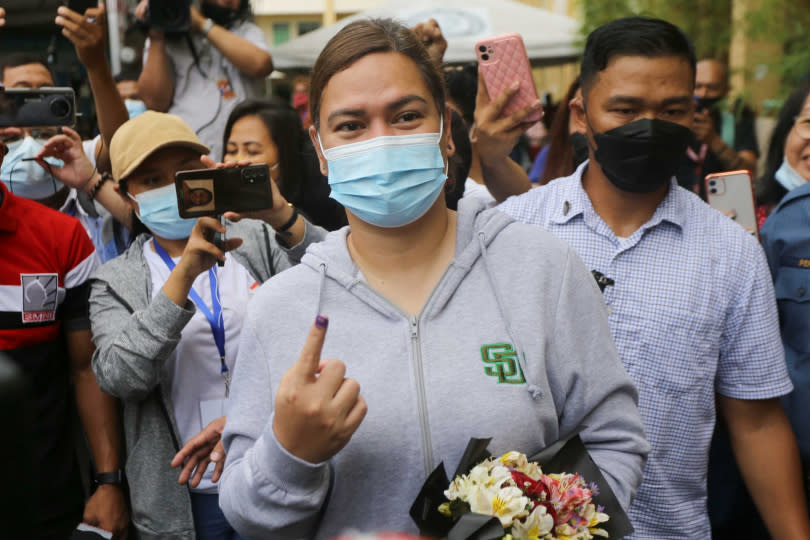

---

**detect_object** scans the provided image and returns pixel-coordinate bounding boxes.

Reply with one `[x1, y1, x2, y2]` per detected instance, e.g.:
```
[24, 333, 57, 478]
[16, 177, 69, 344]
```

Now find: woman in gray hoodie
[88, 111, 326, 539]
[219, 18, 649, 539]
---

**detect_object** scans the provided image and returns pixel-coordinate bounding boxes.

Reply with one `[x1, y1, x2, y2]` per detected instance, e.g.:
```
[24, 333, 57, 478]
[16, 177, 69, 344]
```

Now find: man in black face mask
[677, 58, 759, 196]
[135, 0, 274, 160]
[473, 16, 810, 540]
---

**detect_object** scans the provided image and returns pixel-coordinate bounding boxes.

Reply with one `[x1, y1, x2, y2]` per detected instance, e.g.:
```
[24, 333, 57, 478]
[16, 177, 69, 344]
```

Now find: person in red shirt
[0, 137, 128, 538]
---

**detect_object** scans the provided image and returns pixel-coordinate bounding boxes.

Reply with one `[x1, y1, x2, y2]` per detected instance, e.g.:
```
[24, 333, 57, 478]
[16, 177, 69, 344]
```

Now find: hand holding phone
[475, 33, 542, 124]
[705, 170, 759, 239]
[175, 163, 274, 218]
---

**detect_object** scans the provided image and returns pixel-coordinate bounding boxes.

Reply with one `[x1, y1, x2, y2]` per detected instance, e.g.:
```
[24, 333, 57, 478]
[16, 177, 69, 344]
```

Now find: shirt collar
[550, 160, 686, 232]
[60, 187, 83, 217]
[0, 181, 18, 232]
[549, 161, 591, 225]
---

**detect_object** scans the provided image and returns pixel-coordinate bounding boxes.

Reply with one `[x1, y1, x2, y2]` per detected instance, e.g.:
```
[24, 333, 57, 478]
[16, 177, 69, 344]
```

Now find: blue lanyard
[152, 240, 231, 397]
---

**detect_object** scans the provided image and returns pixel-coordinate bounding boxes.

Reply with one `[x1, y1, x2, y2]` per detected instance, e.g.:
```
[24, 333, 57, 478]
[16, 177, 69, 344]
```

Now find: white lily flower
[444, 474, 474, 502]
[469, 485, 530, 528]
[511, 505, 555, 540]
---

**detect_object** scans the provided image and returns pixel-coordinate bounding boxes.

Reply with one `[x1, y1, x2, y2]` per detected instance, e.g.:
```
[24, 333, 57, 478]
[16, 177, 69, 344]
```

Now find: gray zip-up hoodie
[219, 198, 649, 539]
[89, 218, 326, 540]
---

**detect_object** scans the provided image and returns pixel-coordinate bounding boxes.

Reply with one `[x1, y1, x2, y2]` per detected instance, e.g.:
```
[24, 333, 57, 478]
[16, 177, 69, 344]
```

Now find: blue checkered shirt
[499, 163, 793, 540]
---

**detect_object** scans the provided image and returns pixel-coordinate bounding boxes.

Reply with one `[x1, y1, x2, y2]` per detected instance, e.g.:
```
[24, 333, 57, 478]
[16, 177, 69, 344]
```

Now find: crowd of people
[1, 2, 809, 540]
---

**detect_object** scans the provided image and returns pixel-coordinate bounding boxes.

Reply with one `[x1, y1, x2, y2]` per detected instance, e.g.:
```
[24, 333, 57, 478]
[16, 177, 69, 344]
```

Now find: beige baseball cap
[110, 111, 210, 181]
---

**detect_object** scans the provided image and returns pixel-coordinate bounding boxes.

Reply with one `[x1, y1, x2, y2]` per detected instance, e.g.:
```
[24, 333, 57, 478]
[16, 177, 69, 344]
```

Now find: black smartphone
[175, 164, 273, 218]
[0, 88, 76, 128]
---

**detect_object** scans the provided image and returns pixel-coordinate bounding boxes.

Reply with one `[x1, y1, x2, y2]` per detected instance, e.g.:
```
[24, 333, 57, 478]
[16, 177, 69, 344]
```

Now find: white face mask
[774, 158, 809, 192]
[316, 118, 448, 228]
[0, 136, 64, 200]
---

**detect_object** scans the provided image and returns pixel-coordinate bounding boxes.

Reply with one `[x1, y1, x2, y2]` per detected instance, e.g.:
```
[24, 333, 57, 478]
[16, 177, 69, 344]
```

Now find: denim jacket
[761, 180, 810, 460]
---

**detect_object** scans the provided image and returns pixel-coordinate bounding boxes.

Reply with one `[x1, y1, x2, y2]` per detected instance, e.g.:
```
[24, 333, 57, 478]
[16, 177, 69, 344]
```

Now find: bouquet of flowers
[439, 450, 609, 539]
[410, 435, 632, 540]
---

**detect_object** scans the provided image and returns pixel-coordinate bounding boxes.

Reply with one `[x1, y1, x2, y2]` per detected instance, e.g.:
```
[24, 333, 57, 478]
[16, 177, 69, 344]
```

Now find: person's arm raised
[135, 0, 173, 112]
[473, 72, 540, 202]
[190, 7, 272, 78]
[36, 127, 132, 229]
[55, 4, 128, 175]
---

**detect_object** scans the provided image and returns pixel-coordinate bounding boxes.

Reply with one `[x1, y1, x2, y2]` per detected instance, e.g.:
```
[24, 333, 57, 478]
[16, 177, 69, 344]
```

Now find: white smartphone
[705, 170, 758, 240]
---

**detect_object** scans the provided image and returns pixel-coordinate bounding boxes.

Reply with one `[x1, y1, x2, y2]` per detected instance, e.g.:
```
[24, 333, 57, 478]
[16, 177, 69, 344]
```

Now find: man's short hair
[0, 53, 51, 83]
[580, 17, 696, 95]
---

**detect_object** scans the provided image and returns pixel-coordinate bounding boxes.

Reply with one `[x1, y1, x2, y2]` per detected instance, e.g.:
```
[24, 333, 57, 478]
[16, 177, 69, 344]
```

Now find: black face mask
[201, 2, 238, 27]
[570, 132, 590, 168]
[591, 118, 692, 194]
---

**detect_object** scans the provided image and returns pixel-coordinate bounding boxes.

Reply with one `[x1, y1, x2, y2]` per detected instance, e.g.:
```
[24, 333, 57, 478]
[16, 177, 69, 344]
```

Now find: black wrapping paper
[410, 434, 634, 539]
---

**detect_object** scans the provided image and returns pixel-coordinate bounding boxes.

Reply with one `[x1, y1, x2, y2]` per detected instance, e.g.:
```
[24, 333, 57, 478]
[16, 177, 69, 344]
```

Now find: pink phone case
[475, 33, 542, 123]
[705, 170, 759, 240]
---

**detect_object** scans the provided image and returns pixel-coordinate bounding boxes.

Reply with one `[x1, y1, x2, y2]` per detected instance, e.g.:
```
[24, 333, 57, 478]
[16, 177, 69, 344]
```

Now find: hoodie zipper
[410, 315, 435, 477]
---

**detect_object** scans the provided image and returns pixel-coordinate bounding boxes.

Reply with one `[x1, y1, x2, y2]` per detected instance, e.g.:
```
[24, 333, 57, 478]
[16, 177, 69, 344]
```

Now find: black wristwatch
[95, 470, 124, 486]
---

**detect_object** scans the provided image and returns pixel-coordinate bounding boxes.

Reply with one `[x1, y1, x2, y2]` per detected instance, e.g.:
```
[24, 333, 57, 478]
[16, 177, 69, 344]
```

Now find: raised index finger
[295, 315, 328, 378]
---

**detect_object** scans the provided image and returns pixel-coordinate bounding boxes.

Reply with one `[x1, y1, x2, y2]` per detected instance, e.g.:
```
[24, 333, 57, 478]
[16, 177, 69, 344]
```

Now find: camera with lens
[241, 165, 267, 185]
[146, 0, 191, 34]
[0, 87, 76, 128]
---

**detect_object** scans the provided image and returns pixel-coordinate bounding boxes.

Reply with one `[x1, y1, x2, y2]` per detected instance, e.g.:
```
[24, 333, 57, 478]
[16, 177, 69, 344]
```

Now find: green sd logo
[481, 343, 526, 384]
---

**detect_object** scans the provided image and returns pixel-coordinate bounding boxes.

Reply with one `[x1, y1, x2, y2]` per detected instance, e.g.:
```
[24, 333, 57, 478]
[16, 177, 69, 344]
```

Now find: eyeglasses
[0, 127, 61, 144]
[794, 116, 810, 140]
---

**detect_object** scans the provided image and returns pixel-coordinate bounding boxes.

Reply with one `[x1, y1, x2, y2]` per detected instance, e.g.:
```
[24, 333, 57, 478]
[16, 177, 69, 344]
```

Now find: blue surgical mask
[317, 119, 447, 228]
[125, 99, 148, 119]
[129, 183, 197, 239]
[775, 158, 808, 192]
[1, 136, 64, 200]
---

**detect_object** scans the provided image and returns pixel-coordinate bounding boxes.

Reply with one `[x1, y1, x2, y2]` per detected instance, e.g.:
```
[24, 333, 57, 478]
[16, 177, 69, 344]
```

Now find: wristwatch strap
[95, 470, 124, 486]
[276, 205, 299, 237]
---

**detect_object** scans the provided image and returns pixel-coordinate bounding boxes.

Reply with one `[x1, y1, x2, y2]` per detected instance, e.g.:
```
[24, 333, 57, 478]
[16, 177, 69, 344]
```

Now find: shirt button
[799, 287, 807, 297]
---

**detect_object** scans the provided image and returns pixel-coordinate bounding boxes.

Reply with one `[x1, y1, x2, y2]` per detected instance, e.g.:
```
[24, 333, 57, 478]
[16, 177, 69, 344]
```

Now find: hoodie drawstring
[477, 231, 544, 401]
[316, 262, 328, 319]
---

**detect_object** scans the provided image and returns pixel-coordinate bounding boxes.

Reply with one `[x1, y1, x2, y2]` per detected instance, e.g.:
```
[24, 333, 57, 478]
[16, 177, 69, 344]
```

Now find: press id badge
[216, 79, 236, 100]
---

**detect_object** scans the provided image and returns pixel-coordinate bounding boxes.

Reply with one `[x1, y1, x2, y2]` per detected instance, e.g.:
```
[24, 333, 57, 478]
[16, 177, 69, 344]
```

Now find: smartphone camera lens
[709, 188, 717, 194]
[708, 180, 716, 186]
[481, 54, 489, 61]
[242, 169, 257, 184]
[479, 45, 486, 52]
[50, 97, 71, 119]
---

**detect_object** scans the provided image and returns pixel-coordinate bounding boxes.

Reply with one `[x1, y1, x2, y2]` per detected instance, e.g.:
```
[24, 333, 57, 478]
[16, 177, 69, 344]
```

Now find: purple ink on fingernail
[315, 315, 329, 329]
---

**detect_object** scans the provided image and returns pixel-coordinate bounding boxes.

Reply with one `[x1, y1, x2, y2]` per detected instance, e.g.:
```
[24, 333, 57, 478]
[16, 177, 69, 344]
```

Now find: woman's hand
[175, 216, 243, 278]
[161, 217, 243, 307]
[273, 316, 367, 464]
[171, 416, 227, 487]
[473, 71, 542, 167]
[411, 19, 447, 68]
[55, 4, 107, 70]
[199, 155, 291, 229]
[35, 126, 96, 192]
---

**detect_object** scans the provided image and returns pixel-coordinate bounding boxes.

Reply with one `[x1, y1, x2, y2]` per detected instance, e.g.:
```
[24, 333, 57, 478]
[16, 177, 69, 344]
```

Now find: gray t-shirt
[144, 22, 269, 159]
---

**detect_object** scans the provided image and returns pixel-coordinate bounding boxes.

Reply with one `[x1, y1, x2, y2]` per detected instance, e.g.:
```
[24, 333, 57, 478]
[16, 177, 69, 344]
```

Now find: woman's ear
[308, 125, 328, 176]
